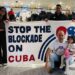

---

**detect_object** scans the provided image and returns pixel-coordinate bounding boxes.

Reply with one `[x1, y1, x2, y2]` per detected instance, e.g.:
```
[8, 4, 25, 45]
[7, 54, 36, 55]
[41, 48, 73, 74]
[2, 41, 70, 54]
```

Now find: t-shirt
[49, 39, 67, 56]
[8, 11, 14, 15]
[68, 43, 75, 53]
[68, 43, 75, 52]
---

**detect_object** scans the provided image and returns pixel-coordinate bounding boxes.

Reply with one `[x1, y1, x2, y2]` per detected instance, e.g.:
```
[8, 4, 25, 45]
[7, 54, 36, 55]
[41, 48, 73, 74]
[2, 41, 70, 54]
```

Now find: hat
[56, 26, 67, 35]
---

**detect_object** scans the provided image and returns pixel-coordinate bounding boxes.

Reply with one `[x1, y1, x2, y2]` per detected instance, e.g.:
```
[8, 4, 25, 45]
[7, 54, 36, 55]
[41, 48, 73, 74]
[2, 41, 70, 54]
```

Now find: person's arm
[71, 49, 75, 55]
[46, 48, 52, 62]
[69, 44, 75, 55]
[45, 48, 52, 68]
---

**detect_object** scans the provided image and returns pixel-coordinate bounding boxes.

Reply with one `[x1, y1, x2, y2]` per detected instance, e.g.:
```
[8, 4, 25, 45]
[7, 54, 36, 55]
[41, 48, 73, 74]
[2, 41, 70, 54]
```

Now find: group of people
[27, 4, 73, 21]
[4, 4, 74, 22]
[45, 27, 75, 74]
[0, 4, 75, 72]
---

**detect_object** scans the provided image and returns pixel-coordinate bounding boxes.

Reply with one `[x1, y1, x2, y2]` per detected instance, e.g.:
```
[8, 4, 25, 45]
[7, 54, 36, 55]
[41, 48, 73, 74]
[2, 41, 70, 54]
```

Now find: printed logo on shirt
[55, 46, 65, 55]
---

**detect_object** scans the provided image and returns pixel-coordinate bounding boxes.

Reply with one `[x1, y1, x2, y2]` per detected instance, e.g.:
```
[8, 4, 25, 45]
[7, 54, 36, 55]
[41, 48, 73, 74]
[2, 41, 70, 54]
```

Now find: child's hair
[67, 36, 75, 43]
[73, 36, 75, 43]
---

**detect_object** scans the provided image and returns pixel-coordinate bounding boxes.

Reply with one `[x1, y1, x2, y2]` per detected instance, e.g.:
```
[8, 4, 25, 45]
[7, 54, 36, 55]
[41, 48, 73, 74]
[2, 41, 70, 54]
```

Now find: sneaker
[61, 66, 66, 71]
[2, 63, 7, 66]
[49, 68, 55, 74]
[60, 64, 65, 69]
[2, 63, 7, 67]
[64, 71, 67, 75]
[0, 64, 2, 67]
[2, 64, 8, 69]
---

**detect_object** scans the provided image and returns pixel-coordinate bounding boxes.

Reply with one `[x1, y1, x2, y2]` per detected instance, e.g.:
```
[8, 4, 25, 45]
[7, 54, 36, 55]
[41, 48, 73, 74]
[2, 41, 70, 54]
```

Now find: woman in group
[0, 6, 8, 66]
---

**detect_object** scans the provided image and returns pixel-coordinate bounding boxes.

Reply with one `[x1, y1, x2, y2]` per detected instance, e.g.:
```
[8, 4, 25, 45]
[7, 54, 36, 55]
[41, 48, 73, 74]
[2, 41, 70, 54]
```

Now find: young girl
[64, 36, 75, 74]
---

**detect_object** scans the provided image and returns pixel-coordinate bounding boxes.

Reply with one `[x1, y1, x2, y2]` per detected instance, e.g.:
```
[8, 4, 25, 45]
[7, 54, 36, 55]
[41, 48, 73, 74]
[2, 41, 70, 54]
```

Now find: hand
[45, 61, 48, 68]
[5, 20, 9, 23]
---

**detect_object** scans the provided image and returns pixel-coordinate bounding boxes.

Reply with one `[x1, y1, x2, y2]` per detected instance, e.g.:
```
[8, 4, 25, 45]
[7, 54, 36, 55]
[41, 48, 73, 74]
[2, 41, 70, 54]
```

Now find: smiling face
[67, 36, 74, 44]
[56, 30, 65, 43]
[0, 8, 6, 20]
[55, 4, 62, 14]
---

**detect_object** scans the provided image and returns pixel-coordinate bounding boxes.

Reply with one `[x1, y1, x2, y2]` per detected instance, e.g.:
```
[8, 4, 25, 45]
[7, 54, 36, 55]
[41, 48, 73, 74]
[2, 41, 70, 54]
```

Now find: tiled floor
[0, 66, 72, 75]
[0, 66, 50, 75]
[1, 63, 75, 75]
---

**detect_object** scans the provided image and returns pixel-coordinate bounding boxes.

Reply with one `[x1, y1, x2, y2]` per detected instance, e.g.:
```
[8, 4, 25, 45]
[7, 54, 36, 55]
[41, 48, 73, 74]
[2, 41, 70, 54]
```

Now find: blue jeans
[68, 55, 74, 65]
[49, 53, 61, 69]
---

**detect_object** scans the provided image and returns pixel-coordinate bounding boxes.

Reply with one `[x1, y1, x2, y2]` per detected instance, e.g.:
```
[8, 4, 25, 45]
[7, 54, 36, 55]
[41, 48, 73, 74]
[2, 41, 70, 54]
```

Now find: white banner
[6, 21, 75, 67]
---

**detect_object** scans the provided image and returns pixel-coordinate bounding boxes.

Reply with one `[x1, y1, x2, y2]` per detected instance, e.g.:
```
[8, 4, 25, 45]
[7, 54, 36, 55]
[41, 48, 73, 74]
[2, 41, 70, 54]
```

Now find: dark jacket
[50, 12, 67, 20]
[0, 20, 5, 30]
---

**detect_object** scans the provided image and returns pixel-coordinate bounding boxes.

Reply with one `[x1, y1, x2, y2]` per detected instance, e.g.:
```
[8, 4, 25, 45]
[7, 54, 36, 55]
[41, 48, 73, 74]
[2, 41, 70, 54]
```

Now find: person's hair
[56, 4, 61, 7]
[74, 36, 75, 43]
[67, 36, 75, 43]
[0, 6, 7, 21]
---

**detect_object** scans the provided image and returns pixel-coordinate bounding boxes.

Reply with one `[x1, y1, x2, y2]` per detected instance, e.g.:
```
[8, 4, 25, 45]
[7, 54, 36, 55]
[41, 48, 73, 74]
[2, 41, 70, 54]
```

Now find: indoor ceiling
[0, 0, 75, 11]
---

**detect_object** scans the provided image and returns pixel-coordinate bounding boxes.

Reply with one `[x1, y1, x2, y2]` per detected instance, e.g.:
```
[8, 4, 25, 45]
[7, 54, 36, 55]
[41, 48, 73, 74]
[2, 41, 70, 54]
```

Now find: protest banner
[6, 21, 75, 67]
